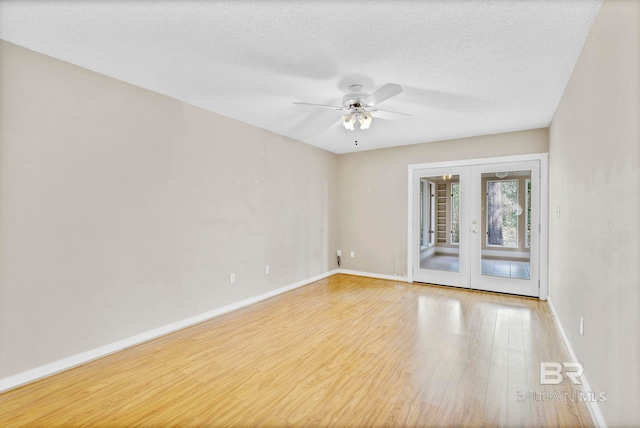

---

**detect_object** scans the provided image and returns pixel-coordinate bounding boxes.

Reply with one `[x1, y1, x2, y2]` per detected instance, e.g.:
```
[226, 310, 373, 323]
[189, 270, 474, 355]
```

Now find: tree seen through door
[487, 180, 518, 247]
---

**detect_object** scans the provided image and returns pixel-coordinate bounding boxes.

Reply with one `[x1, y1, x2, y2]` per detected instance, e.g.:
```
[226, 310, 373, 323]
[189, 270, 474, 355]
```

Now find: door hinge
[538, 279, 540, 289]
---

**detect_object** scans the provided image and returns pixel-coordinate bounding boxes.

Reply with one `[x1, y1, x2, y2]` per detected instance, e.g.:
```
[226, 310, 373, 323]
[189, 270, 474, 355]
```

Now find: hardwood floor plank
[0, 274, 593, 427]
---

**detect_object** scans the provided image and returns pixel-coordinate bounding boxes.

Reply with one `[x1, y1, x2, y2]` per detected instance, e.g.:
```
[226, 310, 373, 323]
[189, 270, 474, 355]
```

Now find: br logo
[540, 362, 584, 385]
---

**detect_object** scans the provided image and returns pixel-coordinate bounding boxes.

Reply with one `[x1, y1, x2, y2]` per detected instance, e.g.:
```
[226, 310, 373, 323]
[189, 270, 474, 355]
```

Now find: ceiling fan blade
[293, 102, 342, 110]
[371, 109, 413, 121]
[401, 86, 488, 112]
[286, 108, 340, 139]
[364, 83, 403, 106]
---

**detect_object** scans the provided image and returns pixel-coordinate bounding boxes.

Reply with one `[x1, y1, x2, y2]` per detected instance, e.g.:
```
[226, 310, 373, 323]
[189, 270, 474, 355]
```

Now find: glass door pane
[482, 171, 531, 280]
[419, 174, 459, 272]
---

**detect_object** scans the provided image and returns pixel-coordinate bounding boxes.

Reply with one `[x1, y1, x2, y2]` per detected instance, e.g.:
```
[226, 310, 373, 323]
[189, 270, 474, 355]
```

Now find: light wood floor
[0, 274, 592, 427]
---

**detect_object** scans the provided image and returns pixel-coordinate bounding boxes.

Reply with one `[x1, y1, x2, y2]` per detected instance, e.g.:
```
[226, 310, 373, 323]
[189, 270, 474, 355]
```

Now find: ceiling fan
[293, 83, 412, 131]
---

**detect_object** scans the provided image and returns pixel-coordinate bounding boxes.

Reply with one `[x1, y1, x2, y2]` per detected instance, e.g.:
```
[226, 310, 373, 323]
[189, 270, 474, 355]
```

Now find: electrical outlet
[337, 250, 341, 257]
[265, 265, 270, 274]
[580, 317, 584, 336]
[350, 251, 355, 258]
[230, 273, 236, 284]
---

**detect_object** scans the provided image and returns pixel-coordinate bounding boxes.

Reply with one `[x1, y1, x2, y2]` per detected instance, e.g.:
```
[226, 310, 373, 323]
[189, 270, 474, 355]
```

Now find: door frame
[407, 153, 549, 300]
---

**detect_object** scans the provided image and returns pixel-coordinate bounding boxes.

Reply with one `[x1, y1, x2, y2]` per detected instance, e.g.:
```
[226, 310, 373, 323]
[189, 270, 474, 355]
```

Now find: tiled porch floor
[420, 254, 530, 279]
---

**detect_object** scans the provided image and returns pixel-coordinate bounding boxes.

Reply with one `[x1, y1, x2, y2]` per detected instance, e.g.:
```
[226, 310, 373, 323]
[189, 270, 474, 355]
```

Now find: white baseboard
[337, 269, 410, 282]
[434, 246, 459, 255]
[547, 299, 608, 428]
[0, 269, 339, 394]
[420, 246, 436, 260]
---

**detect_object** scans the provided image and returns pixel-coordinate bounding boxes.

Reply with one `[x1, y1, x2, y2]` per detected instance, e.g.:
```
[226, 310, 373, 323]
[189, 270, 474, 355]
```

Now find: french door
[411, 159, 542, 297]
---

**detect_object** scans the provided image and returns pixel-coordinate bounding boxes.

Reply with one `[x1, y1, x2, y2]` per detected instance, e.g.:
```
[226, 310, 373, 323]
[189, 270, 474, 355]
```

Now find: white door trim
[411, 165, 471, 288]
[407, 153, 549, 300]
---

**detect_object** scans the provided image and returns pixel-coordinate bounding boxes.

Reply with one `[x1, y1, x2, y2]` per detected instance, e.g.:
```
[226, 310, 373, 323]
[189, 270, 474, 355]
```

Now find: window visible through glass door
[419, 174, 460, 273]
[481, 171, 531, 280]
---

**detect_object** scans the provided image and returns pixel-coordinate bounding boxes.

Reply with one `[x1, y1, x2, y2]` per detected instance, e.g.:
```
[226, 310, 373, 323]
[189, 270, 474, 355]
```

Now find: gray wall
[0, 40, 338, 378]
[337, 129, 548, 276]
[548, 0, 640, 425]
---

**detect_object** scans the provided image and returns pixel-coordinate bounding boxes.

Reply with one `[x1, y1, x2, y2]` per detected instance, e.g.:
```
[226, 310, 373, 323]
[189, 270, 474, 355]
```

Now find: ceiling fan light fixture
[342, 113, 355, 131]
[358, 111, 372, 130]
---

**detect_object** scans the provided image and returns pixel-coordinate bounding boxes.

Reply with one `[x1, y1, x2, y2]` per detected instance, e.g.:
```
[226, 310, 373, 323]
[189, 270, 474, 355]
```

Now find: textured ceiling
[0, 1, 601, 154]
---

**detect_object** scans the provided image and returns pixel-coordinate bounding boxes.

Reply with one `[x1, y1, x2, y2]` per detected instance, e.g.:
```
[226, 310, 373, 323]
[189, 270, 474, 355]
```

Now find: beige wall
[548, 0, 640, 425]
[0, 41, 338, 378]
[338, 128, 548, 276]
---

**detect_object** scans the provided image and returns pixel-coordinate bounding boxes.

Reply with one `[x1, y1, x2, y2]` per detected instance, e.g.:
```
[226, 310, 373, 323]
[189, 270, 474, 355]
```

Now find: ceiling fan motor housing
[342, 84, 369, 111]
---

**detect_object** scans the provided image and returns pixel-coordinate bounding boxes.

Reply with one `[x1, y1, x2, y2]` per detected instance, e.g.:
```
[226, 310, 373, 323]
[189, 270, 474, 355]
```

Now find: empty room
[0, 1, 638, 427]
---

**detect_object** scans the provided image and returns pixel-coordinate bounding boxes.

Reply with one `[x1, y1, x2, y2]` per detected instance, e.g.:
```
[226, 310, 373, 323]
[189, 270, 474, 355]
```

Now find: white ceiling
[0, 1, 601, 154]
